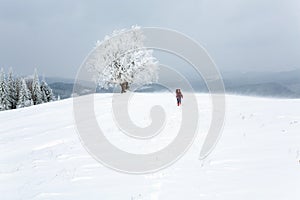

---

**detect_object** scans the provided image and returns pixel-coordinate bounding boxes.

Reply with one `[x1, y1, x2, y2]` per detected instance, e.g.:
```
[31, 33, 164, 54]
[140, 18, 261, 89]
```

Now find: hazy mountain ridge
[226, 82, 297, 98]
[222, 69, 300, 98]
[48, 69, 300, 99]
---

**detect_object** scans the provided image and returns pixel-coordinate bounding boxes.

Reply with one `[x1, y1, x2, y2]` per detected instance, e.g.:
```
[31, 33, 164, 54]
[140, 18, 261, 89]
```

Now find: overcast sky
[0, 0, 300, 78]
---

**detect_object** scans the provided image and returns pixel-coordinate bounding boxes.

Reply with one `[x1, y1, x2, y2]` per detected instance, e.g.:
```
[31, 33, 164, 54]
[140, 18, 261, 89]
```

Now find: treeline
[0, 68, 55, 111]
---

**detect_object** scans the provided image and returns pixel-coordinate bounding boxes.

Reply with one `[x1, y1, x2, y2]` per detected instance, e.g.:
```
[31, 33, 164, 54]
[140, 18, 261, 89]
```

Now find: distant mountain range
[47, 69, 300, 99]
[222, 69, 300, 98]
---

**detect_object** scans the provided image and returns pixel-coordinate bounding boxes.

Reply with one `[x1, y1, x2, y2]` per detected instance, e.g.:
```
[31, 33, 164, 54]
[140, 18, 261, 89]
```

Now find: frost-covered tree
[17, 78, 32, 108]
[0, 68, 8, 110]
[15, 77, 21, 104]
[0, 68, 55, 111]
[7, 69, 18, 109]
[86, 26, 159, 93]
[40, 79, 54, 102]
[31, 69, 43, 105]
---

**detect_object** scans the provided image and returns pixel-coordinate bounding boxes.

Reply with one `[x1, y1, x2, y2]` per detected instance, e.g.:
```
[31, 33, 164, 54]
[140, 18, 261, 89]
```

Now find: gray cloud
[0, 0, 299, 78]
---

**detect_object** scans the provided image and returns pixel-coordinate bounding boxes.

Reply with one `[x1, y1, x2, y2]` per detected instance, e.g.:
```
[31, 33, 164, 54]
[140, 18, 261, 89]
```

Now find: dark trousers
[177, 98, 181, 105]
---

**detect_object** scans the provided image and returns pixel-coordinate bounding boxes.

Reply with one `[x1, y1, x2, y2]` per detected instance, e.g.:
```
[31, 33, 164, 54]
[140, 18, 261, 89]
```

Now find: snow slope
[0, 93, 300, 200]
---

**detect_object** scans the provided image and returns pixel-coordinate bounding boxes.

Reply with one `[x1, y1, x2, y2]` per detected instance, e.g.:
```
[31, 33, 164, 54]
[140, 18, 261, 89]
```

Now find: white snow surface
[0, 93, 300, 200]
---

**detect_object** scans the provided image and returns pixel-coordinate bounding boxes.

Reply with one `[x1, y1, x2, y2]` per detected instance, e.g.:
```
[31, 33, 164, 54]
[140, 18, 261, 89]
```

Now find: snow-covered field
[0, 93, 300, 200]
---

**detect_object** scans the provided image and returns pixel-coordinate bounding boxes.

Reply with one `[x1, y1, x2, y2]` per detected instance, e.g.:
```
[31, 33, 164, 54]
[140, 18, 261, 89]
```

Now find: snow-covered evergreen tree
[14, 77, 21, 105]
[0, 68, 55, 111]
[0, 68, 8, 110]
[86, 26, 159, 93]
[17, 78, 32, 108]
[31, 69, 43, 105]
[40, 79, 54, 102]
[6, 69, 18, 109]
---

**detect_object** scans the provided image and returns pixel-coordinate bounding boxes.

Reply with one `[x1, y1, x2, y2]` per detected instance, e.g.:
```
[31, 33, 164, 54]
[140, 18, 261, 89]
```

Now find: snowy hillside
[0, 93, 300, 200]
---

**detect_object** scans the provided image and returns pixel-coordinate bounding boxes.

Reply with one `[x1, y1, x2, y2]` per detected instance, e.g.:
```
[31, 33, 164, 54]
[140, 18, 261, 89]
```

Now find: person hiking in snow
[176, 89, 183, 106]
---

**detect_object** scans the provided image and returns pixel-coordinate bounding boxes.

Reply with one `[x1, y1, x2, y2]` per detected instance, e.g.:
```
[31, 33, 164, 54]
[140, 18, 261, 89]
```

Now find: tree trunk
[120, 82, 129, 93]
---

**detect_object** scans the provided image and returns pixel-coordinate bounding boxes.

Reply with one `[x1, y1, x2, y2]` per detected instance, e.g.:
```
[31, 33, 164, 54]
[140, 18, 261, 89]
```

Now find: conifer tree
[17, 78, 32, 108]
[7, 69, 18, 109]
[40, 79, 54, 102]
[0, 68, 8, 110]
[31, 69, 43, 105]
